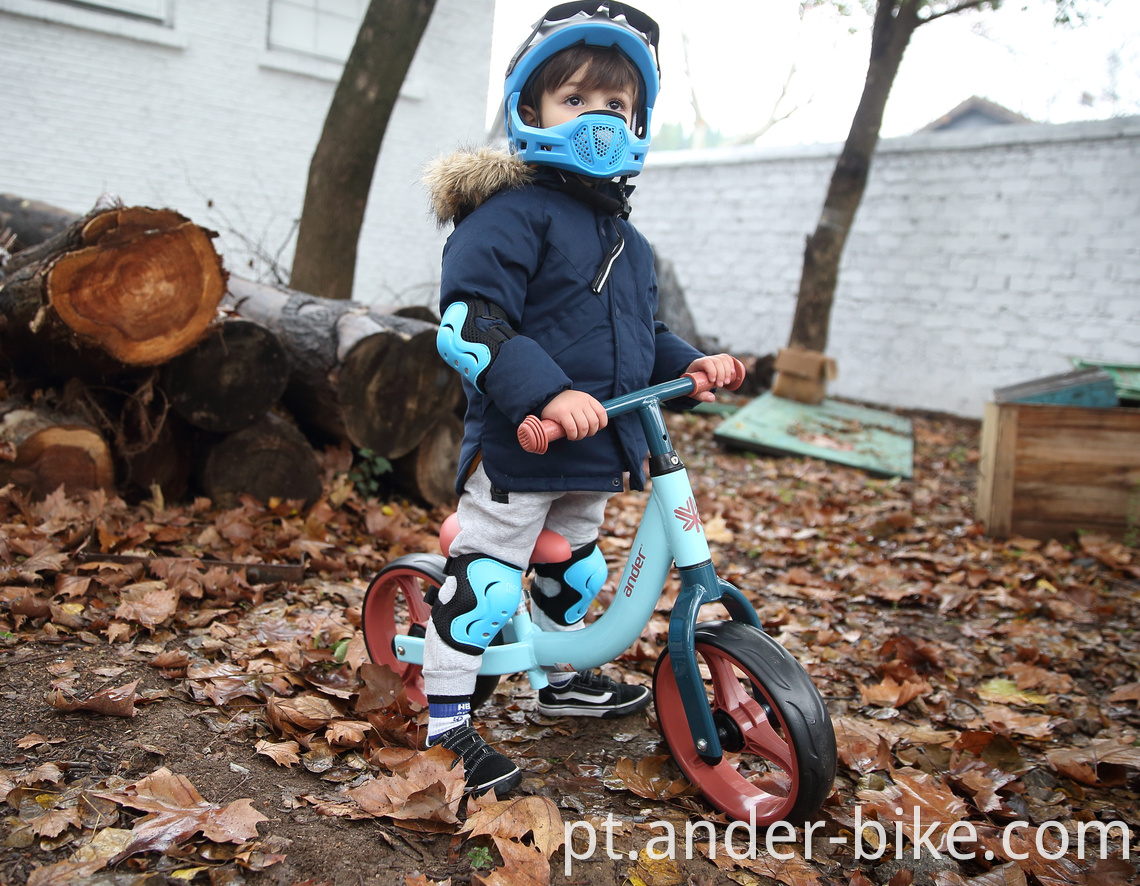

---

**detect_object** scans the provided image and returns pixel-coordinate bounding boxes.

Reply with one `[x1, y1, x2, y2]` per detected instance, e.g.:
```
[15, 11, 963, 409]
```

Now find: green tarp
[714, 392, 914, 479]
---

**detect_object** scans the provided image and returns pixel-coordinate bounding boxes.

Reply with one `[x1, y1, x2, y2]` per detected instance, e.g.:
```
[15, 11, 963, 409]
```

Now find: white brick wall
[634, 118, 1140, 417]
[0, 0, 493, 307]
[4, 2, 1136, 420]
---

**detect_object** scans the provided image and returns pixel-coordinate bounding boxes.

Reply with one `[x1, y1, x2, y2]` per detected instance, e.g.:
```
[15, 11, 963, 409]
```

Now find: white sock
[426, 698, 470, 744]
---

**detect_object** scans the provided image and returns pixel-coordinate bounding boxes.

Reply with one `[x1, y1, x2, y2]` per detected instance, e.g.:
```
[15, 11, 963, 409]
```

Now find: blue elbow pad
[437, 298, 516, 393]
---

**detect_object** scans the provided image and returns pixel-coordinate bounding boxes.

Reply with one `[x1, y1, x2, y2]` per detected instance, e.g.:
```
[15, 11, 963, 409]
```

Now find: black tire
[653, 620, 836, 825]
[360, 554, 501, 711]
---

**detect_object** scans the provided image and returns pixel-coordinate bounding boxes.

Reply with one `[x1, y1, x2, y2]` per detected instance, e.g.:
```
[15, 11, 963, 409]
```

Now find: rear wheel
[653, 621, 836, 825]
[360, 554, 501, 710]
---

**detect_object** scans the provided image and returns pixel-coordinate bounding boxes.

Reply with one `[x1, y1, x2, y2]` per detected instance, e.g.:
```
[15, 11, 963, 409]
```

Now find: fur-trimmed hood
[422, 146, 534, 228]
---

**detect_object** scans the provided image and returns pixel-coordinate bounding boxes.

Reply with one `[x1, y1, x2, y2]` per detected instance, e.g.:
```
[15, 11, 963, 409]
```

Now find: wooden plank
[977, 401, 1015, 537]
[993, 367, 1117, 408]
[976, 401, 1140, 541]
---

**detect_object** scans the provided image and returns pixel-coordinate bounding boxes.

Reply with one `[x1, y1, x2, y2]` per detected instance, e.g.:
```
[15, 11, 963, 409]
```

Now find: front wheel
[360, 554, 501, 711]
[653, 621, 836, 825]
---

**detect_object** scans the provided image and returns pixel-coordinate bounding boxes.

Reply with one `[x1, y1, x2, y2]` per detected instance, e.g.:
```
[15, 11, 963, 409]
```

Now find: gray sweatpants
[423, 463, 611, 698]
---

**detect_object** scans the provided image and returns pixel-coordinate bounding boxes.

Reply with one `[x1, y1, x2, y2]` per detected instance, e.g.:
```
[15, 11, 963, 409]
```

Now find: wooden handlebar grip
[517, 415, 564, 454]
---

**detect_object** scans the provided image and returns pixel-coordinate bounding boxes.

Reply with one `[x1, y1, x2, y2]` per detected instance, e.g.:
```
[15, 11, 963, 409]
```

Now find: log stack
[0, 196, 462, 509]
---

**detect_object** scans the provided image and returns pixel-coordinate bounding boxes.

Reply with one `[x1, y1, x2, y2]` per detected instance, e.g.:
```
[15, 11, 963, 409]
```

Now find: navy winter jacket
[426, 150, 704, 495]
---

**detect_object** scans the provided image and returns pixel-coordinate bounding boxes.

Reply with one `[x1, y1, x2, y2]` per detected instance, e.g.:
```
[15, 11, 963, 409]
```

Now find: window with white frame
[51, 0, 171, 22]
[268, 0, 368, 62]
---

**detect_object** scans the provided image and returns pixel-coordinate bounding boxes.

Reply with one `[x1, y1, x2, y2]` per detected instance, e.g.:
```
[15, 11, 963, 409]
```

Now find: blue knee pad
[437, 299, 515, 393]
[433, 553, 522, 656]
[531, 541, 607, 627]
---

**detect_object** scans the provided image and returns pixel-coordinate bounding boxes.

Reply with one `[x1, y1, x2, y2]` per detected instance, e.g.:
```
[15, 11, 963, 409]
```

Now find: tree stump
[0, 204, 227, 375]
[0, 405, 114, 498]
[224, 277, 460, 459]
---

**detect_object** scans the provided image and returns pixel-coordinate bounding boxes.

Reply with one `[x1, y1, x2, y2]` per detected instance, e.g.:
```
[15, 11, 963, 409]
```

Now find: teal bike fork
[627, 391, 762, 766]
[668, 561, 761, 764]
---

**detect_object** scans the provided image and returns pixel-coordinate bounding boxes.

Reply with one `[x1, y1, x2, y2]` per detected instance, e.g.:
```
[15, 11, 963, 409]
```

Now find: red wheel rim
[655, 643, 801, 824]
[360, 567, 436, 707]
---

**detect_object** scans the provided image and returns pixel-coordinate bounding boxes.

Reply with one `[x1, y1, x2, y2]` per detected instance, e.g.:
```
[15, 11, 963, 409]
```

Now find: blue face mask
[507, 97, 652, 178]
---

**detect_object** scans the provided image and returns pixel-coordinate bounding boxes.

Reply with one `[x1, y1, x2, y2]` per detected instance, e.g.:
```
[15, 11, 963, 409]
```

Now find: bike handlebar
[517, 365, 743, 455]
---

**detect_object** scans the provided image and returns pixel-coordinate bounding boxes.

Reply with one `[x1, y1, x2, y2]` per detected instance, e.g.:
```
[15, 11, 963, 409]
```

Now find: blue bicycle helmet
[504, 2, 661, 178]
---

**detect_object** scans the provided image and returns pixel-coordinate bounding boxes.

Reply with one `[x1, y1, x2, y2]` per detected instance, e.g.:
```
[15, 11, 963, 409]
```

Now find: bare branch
[920, 0, 997, 27]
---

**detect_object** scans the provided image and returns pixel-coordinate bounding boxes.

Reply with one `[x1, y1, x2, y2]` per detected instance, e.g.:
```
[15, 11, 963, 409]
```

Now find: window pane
[56, 0, 170, 21]
[269, 0, 367, 61]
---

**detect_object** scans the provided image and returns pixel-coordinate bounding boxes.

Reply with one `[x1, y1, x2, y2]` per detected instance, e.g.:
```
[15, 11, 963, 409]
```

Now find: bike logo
[623, 547, 645, 597]
[674, 498, 702, 533]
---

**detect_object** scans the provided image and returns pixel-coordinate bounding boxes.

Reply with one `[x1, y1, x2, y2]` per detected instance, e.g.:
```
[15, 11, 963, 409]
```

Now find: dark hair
[520, 44, 641, 125]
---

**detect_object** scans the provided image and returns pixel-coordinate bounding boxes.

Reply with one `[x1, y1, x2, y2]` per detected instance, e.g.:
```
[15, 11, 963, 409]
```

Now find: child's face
[520, 63, 634, 130]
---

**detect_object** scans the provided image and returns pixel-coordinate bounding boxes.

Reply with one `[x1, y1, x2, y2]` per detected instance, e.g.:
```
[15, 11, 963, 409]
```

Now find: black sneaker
[537, 671, 651, 719]
[433, 724, 521, 797]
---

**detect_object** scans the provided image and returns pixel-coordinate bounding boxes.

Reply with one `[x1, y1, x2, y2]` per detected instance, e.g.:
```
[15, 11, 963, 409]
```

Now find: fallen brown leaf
[461, 794, 565, 857]
[473, 835, 551, 886]
[255, 739, 302, 768]
[1046, 738, 1140, 785]
[97, 767, 268, 862]
[347, 745, 464, 825]
[45, 680, 139, 717]
[606, 755, 696, 802]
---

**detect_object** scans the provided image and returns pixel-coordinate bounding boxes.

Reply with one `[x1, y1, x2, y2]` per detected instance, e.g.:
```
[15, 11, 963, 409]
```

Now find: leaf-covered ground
[1, 405, 1138, 886]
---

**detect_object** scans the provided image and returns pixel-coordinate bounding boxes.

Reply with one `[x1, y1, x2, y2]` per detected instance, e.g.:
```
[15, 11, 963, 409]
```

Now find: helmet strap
[550, 170, 631, 218]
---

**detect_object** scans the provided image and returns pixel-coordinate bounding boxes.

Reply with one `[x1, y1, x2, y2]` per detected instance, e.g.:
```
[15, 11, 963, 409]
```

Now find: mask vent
[571, 118, 628, 174]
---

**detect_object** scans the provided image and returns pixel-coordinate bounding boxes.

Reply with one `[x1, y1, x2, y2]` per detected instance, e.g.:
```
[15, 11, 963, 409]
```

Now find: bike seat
[439, 512, 572, 565]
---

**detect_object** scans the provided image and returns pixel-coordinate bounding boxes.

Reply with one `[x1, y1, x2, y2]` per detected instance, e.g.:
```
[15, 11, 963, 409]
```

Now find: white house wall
[634, 117, 1140, 418]
[0, 0, 493, 306]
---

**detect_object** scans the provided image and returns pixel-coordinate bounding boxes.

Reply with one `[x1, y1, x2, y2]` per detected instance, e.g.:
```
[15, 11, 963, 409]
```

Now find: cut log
[161, 317, 290, 433]
[224, 277, 461, 459]
[393, 305, 440, 324]
[0, 203, 226, 374]
[392, 413, 462, 508]
[200, 412, 322, 508]
[0, 405, 114, 498]
[0, 194, 78, 252]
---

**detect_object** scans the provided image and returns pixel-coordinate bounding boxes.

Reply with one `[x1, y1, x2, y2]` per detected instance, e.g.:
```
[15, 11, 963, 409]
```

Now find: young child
[421, 2, 743, 797]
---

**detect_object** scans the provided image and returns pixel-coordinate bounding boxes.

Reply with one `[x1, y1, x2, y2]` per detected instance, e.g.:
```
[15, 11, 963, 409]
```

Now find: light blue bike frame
[394, 376, 761, 763]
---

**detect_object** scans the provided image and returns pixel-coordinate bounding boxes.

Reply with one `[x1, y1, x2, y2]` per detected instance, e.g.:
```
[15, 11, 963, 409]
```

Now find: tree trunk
[0, 404, 114, 498]
[289, 0, 437, 301]
[224, 277, 460, 459]
[392, 412, 461, 508]
[161, 317, 290, 433]
[787, 0, 921, 353]
[0, 204, 227, 374]
[199, 413, 322, 509]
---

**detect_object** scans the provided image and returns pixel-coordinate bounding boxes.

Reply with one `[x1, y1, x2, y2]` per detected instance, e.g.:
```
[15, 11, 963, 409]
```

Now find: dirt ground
[1, 637, 705, 886]
[2, 408, 1139, 886]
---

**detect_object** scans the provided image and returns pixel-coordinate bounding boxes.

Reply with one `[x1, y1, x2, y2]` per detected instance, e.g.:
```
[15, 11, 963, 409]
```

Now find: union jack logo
[674, 498, 702, 533]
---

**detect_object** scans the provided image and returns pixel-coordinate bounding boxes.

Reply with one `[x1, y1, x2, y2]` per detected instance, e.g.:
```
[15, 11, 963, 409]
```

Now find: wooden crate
[977, 401, 1140, 541]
